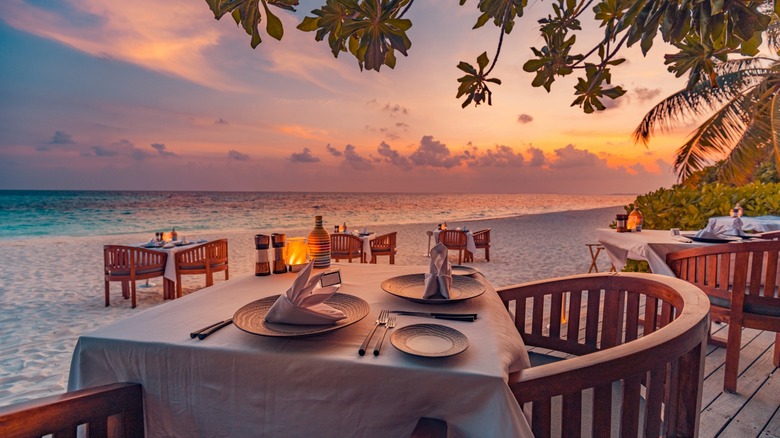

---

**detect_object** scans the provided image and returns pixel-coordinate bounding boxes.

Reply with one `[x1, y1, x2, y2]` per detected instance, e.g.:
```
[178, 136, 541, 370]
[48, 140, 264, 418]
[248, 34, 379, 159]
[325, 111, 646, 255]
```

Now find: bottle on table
[171, 227, 178, 241]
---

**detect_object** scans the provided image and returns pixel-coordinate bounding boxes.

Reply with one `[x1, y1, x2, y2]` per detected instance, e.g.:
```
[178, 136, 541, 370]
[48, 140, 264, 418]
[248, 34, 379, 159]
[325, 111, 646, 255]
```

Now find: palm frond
[674, 93, 752, 180]
[632, 73, 754, 145]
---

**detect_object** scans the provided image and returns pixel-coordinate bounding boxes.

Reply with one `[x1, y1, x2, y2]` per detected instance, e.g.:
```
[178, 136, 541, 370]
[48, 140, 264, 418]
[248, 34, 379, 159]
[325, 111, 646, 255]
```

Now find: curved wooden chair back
[0, 383, 144, 438]
[758, 230, 780, 240]
[666, 240, 780, 392]
[369, 232, 397, 264]
[104, 245, 167, 308]
[330, 234, 364, 263]
[499, 272, 709, 436]
[174, 239, 229, 298]
[438, 230, 467, 264]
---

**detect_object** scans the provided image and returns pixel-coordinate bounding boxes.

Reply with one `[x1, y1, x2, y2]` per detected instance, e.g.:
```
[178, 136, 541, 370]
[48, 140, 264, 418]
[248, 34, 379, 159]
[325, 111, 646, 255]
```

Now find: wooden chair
[369, 232, 397, 264]
[757, 230, 780, 240]
[498, 272, 709, 436]
[174, 239, 229, 298]
[0, 381, 438, 438]
[104, 245, 167, 309]
[438, 230, 467, 264]
[331, 234, 364, 263]
[0, 383, 144, 438]
[465, 229, 490, 262]
[666, 240, 780, 393]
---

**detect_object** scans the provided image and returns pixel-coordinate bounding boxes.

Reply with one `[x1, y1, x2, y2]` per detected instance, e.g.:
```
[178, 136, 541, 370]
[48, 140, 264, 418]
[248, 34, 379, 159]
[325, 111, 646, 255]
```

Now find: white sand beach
[0, 206, 620, 406]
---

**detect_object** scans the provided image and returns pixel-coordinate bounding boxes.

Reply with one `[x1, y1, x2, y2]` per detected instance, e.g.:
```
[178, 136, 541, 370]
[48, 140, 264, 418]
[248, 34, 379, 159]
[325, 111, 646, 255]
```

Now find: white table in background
[596, 229, 710, 276]
[707, 216, 780, 233]
[433, 229, 477, 254]
[138, 240, 207, 282]
[68, 263, 532, 437]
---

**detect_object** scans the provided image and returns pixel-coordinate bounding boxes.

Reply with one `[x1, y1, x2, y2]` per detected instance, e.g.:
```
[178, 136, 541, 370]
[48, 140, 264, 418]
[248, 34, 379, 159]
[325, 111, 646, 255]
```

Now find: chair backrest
[331, 234, 362, 254]
[666, 240, 780, 320]
[499, 273, 710, 437]
[0, 382, 144, 438]
[104, 245, 166, 277]
[758, 230, 780, 240]
[472, 229, 490, 246]
[370, 232, 397, 251]
[438, 230, 466, 248]
[176, 239, 229, 269]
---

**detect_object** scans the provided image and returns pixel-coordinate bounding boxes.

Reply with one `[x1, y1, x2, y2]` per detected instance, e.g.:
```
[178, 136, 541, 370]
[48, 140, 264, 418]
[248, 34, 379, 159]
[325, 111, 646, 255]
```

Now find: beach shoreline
[0, 205, 622, 406]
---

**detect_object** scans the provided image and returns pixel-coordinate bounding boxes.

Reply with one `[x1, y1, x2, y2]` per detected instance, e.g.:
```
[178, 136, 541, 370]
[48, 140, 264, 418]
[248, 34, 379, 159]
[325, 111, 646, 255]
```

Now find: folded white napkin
[265, 261, 346, 325]
[695, 223, 728, 239]
[424, 243, 452, 299]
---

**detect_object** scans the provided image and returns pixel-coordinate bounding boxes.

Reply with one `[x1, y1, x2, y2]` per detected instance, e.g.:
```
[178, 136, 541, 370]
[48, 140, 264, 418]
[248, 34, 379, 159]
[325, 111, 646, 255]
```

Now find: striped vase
[307, 215, 331, 269]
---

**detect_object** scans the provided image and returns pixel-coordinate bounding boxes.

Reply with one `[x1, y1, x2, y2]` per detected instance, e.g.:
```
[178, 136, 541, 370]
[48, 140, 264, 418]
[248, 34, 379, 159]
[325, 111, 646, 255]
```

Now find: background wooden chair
[438, 230, 467, 264]
[666, 240, 780, 393]
[331, 234, 364, 263]
[369, 232, 397, 264]
[174, 239, 229, 298]
[104, 245, 167, 309]
[465, 228, 490, 262]
[0, 382, 144, 438]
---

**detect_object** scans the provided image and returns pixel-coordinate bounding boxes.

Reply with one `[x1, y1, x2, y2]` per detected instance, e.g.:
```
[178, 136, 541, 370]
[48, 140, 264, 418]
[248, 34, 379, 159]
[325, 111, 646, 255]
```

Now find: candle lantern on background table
[616, 214, 628, 232]
[627, 206, 643, 232]
[285, 237, 309, 272]
[731, 202, 744, 233]
[271, 233, 287, 274]
[308, 215, 331, 268]
[254, 234, 271, 276]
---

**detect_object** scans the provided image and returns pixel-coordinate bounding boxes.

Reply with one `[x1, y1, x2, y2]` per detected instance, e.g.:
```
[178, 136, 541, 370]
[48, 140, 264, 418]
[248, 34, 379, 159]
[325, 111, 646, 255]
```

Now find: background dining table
[597, 229, 715, 276]
[68, 263, 533, 437]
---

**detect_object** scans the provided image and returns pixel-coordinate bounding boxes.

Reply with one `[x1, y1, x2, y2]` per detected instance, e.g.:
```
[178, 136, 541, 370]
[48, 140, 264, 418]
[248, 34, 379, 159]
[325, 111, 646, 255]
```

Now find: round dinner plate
[233, 293, 370, 337]
[451, 265, 478, 276]
[380, 274, 485, 304]
[683, 234, 745, 244]
[390, 324, 469, 357]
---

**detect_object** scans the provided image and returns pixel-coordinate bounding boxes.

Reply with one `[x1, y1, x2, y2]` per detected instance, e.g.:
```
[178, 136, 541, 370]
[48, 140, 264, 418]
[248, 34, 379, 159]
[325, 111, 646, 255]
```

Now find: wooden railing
[498, 272, 710, 437]
[0, 383, 144, 438]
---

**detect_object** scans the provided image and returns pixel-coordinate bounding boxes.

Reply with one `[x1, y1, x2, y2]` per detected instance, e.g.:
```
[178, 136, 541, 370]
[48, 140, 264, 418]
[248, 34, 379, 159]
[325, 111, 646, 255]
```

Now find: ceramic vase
[308, 216, 331, 268]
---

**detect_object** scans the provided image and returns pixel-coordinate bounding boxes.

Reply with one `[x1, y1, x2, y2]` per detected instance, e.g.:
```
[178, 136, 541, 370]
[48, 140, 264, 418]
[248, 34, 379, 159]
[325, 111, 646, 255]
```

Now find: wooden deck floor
[526, 319, 779, 436]
[699, 324, 779, 437]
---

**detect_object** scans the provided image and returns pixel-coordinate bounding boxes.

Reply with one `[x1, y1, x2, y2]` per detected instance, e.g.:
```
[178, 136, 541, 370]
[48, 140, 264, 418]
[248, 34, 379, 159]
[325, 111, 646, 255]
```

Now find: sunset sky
[0, 0, 699, 194]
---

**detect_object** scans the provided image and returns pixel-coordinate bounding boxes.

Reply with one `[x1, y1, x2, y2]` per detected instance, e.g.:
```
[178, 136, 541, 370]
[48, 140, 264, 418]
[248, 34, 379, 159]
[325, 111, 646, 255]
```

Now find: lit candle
[286, 237, 309, 272]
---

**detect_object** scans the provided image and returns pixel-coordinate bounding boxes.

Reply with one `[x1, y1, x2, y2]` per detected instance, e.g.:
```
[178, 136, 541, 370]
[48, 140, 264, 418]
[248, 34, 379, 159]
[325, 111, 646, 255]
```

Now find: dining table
[433, 229, 477, 254]
[597, 229, 719, 276]
[68, 263, 533, 437]
[138, 239, 208, 299]
[707, 215, 780, 233]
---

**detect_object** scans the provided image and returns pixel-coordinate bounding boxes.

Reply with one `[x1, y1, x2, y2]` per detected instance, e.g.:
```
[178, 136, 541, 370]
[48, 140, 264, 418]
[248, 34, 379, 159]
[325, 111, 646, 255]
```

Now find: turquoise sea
[0, 191, 635, 240]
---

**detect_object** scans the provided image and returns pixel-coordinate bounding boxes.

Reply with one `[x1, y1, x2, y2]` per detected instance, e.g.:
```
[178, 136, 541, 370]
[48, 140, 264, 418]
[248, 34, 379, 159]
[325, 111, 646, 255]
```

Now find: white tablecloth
[707, 215, 780, 233]
[139, 241, 206, 281]
[597, 229, 711, 276]
[68, 263, 532, 437]
[433, 230, 477, 254]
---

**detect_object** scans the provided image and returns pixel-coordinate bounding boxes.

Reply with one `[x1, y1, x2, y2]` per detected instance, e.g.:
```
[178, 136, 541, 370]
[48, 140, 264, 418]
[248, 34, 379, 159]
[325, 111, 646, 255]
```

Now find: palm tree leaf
[632, 72, 754, 145]
[674, 93, 752, 180]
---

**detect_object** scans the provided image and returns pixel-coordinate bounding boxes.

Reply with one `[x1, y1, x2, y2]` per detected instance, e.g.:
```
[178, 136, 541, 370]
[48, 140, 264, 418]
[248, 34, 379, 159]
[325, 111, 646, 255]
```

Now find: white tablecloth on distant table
[354, 232, 376, 261]
[433, 230, 477, 254]
[68, 263, 532, 437]
[138, 241, 207, 281]
[707, 216, 780, 233]
[597, 229, 712, 276]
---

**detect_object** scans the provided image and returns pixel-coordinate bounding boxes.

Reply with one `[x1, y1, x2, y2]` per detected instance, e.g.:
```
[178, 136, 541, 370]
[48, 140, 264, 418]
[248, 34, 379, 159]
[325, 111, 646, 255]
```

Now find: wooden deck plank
[701, 328, 769, 406]
[760, 404, 780, 437]
[719, 368, 779, 437]
[699, 330, 779, 438]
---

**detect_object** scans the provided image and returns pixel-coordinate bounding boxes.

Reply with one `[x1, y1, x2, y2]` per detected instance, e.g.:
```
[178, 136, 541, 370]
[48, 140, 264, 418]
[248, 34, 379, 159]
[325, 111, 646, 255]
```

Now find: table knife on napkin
[390, 311, 477, 322]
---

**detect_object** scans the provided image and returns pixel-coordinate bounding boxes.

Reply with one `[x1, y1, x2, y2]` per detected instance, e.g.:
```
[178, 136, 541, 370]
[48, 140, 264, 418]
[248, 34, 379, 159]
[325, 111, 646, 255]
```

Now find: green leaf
[474, 12, 490, 29]
[476, 52, 490, 71]
[262, 0, 284, 40]
[297, 16, 319, 32]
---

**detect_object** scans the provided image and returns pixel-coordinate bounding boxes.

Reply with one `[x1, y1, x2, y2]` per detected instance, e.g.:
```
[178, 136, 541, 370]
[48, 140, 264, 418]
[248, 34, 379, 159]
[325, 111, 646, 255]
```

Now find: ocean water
[0, 191, 635, 240]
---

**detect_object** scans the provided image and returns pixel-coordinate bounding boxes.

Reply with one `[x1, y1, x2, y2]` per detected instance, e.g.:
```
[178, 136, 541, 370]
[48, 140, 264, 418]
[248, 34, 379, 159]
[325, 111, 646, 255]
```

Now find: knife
[390, 311, 477, 322]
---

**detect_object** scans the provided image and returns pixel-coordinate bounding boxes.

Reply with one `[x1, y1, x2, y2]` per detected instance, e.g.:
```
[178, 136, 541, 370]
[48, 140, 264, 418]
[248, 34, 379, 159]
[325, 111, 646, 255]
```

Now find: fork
[373, 316, 396, 356]
[359, 309, 388, 356]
